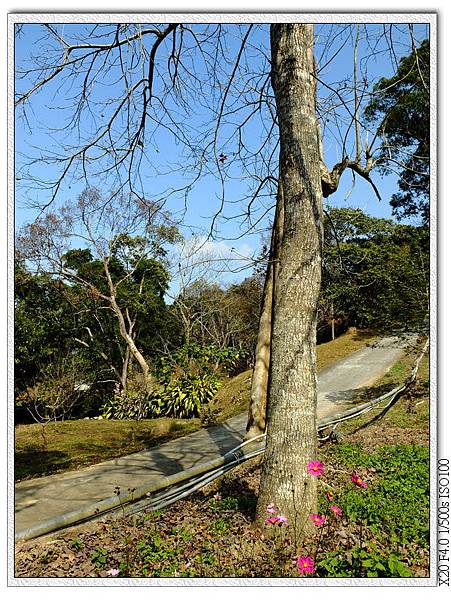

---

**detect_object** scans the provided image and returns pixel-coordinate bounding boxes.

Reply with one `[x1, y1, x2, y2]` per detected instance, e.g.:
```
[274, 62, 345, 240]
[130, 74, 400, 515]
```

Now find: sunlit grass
[15, 418, 200, 481]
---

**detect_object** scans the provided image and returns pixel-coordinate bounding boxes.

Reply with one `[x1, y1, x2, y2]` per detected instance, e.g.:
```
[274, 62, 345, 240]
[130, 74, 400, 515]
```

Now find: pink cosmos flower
[330, 505, 343, 516]
[107, 568, 119, 577]
[351, 473, 368, 489]
[265, 514, 288, 526]
[266, 502, 276, 514]
[325, 491, 334, 502]
[265, 516, 279, 524]
[310, 513, 327, 526]
[307, 460, 324, 476]
[276, 515, 288, 525]
[296, 555, 315, 576]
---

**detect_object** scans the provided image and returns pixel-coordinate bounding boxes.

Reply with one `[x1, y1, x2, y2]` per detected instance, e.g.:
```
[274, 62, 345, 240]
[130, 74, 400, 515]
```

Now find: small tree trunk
[103, 259, 151, 385]
[256, 23, 323, 543]
[331, 301, 335, 340]
[109, 295, 150, 382]
[121, 346, 131, 391]
[245, 180, 284, 440]
[111, 296, 149, 382]
[245, 249, 273, 440]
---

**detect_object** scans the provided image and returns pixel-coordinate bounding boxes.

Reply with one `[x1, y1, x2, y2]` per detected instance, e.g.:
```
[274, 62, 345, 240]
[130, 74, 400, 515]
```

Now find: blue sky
[14, 21, 429, 291]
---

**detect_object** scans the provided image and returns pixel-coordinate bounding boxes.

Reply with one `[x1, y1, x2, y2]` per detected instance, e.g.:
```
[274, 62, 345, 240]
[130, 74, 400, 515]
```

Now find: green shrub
[317, 545, 413, 578]
[101, 344, 246, 421]
[153, 344, 249, 381]
[101, 389, 151, 420]
[148, 372, 222, 418]
[145, 343, 248, 418]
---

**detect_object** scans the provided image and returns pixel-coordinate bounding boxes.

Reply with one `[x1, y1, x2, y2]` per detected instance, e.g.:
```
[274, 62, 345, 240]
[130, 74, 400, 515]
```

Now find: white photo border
[7, 10, 438, 588]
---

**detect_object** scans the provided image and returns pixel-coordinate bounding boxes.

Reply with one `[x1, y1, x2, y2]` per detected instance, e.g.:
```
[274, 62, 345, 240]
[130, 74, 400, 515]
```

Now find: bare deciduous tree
[18, 188, 177, 389]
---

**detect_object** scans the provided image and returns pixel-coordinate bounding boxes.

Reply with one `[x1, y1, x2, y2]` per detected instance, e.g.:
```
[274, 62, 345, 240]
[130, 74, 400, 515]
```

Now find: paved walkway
[317, 335, 413, 419]
[15, 335, 411, 539]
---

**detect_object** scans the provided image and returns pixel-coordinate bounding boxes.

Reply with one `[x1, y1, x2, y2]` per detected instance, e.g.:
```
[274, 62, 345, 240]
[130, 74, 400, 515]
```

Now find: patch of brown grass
[316, 328, 377, 371]
[210, 370, 253, 421]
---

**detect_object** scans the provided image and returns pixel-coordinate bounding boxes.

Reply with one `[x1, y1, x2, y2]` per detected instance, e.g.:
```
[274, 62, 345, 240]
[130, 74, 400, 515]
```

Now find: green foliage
[329, 443, 429, 545]
[310, 442, 429, 578]
[133, 535, 181, 577]
[90, 547, 109, 568]
[14, 259, 75, 399]
[142, 343, 248, 419]
[211, 518, 231, 535]
[364, 39, 430, 223]
[154, 344, 249, 382]
[101, 389, 151, 421]
[101, 360, 224, 420]
[209, 496, 240, 512]
[178, 528, 192, 543]
[321, 207, 429, 332]
[62, 235, 178, 363]
[16, 192, 184, 420]
[196, 551, 217, 566]
[70, 538, 82, 551]
[136, 535, 180, 563]
[317, 545, 413, 578]
[16, 354, 92, 423]
[15, 233, 183, 422]
[148, 372, 222, 419]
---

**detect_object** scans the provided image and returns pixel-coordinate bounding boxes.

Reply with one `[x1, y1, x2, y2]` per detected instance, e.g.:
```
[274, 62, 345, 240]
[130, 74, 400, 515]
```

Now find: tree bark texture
[256, 24, 323, 542]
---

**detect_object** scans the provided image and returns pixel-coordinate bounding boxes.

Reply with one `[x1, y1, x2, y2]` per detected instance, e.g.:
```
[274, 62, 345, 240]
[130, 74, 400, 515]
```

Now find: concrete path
[317, 335, 412, 419]
[15, 335, 411, 538]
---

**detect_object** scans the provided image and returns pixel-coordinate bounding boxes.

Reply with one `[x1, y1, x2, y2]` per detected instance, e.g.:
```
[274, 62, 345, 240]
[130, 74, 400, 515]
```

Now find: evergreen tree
[364, 39, 430, 223]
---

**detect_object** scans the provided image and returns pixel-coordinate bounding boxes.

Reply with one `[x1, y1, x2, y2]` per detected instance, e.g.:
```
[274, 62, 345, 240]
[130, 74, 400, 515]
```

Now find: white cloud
[166, 235, 256, 300]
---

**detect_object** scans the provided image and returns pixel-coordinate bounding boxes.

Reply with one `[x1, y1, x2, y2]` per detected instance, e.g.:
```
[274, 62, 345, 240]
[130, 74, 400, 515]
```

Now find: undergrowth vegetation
[15, 352, 430, 579]
[101, 344, 249, 420]
[312, 443, 429, 577]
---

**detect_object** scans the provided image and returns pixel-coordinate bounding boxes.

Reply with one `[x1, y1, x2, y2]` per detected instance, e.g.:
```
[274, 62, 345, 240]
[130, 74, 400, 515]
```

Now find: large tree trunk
[256, 23, 323, 543]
